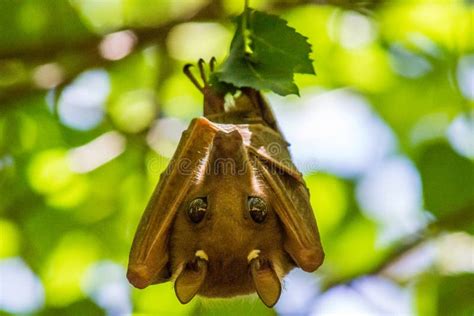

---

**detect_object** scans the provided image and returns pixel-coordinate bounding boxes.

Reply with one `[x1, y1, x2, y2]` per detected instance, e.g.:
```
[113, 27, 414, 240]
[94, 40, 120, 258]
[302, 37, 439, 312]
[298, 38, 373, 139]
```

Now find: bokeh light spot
[335, 44, 394, 92]
[147, 118, 187, 158]
[384, 242, 436, 282]
[389, 44, 432, 78]
[457, 55, 474, 100]
[134, 282, 196, 315]
[338, 11, 377, 49]
[0, 258, 45, 314]
[276, 269, 319, 315]
[33, 63, 64, 89]
[271, 89, 396, 177]
[410, 112, 450, 146]
[356, 156, 427, 243]
[159, 72, 202, 119]
[380, 1, 468, 49]
[58, 69, 110, 130]
[305, 173, 347, 236]
[68, 131, 126, 173]
[46, 176, 89, 209]
[42, 232, 100, 306]
[350, 276, 413, 314]
[311, 276, 412, 315]
[83, 261, 131, 315]
[99, 30, 137, 61]
[28, 149, 75, 195]
[167, 22, 231, 61]
[325, 217, 385, 278]
[109, 90, 157, 133]
[436, 232, 474, 274]
[70, 0, 124, 32]
[0, 219, 20, 258]
[312, 285, 378, 316]
[447, 112, 474, 159]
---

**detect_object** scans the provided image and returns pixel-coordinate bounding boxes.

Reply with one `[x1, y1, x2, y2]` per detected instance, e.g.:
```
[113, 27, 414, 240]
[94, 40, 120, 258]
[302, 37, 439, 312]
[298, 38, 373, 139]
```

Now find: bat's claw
[182, 58, 216, 94]
[210, 57, 216, 72]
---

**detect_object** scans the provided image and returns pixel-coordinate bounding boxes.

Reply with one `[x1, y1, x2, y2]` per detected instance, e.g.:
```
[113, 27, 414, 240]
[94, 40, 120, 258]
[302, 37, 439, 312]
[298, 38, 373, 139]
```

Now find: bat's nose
[127, 264, 153, 289]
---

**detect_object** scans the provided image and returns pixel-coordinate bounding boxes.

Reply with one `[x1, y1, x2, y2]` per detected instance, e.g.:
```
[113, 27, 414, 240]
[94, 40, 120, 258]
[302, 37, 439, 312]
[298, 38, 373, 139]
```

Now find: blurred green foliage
[0, 0, 473, 315]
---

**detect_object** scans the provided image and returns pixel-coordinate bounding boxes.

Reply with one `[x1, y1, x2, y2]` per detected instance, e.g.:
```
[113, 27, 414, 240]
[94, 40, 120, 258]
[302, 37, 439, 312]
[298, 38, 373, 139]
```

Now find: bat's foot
[183, 58, 226, 116]
[183, 57, 216, 93]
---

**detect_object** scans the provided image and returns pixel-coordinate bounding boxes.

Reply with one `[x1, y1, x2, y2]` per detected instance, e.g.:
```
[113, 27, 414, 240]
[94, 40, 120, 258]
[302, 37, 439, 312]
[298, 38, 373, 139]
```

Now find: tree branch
[320, 202, 474, 291]
[0, 0, 390, 106]
[0, 1, 226, 105]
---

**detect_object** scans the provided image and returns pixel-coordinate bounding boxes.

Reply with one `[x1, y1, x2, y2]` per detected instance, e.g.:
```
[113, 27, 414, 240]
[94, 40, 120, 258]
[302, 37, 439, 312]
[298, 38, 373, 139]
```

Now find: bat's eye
[248, 197, 267, 223]
[188, 198, 208, 223]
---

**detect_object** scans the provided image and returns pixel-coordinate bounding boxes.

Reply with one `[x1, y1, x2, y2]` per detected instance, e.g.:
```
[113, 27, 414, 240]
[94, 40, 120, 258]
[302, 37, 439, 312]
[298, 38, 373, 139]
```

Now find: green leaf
[215, 9, 315, 96]
[417, 142, 474, 221]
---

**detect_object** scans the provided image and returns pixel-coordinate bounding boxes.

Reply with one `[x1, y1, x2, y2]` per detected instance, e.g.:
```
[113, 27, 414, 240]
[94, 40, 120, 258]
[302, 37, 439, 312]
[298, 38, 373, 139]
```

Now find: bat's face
[169, 130, 293, 306]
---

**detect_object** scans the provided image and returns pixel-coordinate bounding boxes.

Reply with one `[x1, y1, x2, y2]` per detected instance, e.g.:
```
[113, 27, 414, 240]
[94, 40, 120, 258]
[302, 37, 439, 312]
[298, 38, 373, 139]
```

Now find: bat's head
[170, 129, 293, 307]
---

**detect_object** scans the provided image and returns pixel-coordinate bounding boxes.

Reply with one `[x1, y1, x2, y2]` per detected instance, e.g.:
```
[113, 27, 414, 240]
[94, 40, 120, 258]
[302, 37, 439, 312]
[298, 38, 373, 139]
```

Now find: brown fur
[170, 129, 294, 298]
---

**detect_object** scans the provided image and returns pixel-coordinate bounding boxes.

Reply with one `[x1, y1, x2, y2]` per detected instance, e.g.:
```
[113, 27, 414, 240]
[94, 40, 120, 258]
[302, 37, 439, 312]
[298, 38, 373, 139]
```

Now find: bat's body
[127, 61, 324, 307]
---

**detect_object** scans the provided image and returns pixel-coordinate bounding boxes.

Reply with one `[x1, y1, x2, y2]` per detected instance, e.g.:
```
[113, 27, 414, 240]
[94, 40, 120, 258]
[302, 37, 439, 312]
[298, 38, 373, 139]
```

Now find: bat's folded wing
[128, 117, 218, 288]
[248, 128, 324, 272]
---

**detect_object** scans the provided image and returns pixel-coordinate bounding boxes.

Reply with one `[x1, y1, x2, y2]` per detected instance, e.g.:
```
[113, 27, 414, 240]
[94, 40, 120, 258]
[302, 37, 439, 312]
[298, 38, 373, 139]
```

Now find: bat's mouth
[174, 249, 282, 307]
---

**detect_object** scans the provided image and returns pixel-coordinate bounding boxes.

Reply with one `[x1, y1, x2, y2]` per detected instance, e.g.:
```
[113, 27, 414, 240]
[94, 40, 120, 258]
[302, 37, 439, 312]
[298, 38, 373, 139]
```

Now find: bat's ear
[127, 118, 218, 289]
[254, 159, 324, 272]
[249, 258, 281, 308]
[175, 257, 208, 304]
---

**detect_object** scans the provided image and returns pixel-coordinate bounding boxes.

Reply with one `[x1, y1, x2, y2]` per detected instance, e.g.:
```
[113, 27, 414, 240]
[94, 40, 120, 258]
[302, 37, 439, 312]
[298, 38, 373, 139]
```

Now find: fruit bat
[127, 59, 324, 307]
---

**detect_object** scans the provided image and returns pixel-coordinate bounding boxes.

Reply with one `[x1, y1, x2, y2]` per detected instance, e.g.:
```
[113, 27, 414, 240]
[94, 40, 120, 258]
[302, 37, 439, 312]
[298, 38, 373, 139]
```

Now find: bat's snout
[127, 264, 153, 289]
